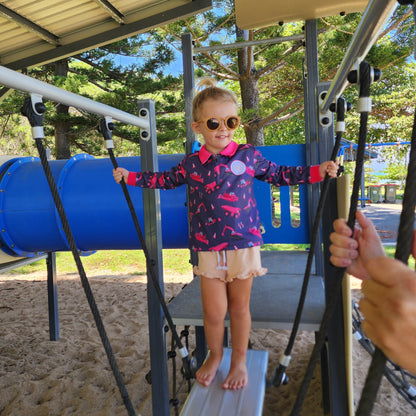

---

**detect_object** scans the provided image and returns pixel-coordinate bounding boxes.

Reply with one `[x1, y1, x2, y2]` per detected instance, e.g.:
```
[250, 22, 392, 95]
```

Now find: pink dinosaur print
[149, 175, 158, 187]
[221, 225, 243, 237]
[249, 227, 262, 237]
[205, 217, 220, 226]
[195, 232, 209, 245]
[205, 182, 217, 193]
[214, 164, 231, 175]
[196, 203, 207, 213]
[209, 242, 229, 251]
[190, 172, 204, 183]
[246, 166, 255, 177]
[221, 205, 241, 218]
[218, 192, 238, 202]
[243, 198, 256, 210]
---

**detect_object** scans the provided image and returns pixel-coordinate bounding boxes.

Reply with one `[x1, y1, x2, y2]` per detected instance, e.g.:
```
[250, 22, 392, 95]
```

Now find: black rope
[35, 141, 137, 415]
[290, 61, 372, 415]
[268, 97, 347, 388]
[21, 98, 137, 416]
[169, 332, 180, 416]
[100, 119, 194, 379]
[355, 106, 416, 416]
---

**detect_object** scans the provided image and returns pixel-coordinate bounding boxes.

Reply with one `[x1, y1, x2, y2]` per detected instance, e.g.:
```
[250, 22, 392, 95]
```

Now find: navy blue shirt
[127, 141, 322, 251]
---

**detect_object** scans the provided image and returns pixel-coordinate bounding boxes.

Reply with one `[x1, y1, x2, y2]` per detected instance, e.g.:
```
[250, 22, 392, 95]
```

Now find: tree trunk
[54, 60, 71, 160]
[236, 27, 263, 146]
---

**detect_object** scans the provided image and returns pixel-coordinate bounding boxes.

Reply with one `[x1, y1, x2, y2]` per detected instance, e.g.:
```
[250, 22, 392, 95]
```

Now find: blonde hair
[192, 78, 238, 121]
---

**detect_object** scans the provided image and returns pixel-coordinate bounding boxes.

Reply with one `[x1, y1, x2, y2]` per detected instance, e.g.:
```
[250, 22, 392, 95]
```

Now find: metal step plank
[180, 348, 268, 416]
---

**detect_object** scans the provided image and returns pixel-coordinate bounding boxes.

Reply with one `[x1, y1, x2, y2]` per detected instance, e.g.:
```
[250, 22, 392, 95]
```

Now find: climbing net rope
[352, 302, 416, 410]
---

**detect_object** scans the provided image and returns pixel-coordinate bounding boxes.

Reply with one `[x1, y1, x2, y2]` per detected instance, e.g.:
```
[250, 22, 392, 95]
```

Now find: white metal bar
[0, 65, 148, 128]
[320, 0, 397, 112]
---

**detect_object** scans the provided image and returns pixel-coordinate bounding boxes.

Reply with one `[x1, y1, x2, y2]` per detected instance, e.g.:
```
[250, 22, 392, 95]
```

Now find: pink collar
[198, 141, 239, 164]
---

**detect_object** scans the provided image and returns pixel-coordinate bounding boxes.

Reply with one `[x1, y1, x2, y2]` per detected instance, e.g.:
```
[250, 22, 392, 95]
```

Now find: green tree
[0, 4, 414, 158]
[379, 162, 408, 188]
[0, 36, 185, 158]
[156, 3, 415, 147]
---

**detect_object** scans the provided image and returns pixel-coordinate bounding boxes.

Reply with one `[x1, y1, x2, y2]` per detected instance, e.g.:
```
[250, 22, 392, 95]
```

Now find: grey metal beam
[139, 99, 170, 416]
[4, 0, 213, 70]
[320, 0, 397, 112]
[93, 0, 125, 24]
[182, 33, 197, 155]
[193, 33, 304, 53]
[0, 253, 48, 273]
[0, 3, 60, 46]
[303, 19, 323, 275]
[47, 252, 60, 341]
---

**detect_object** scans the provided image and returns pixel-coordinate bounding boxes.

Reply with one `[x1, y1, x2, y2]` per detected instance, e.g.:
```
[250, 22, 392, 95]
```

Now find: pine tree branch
[193, 60, 239, 81]
[193, 55, 240, 79]
[256, 94, 303, 128]
[379, 8, 412, 39]
[320, 17, 354, 35]
[67, 69, 115, 94]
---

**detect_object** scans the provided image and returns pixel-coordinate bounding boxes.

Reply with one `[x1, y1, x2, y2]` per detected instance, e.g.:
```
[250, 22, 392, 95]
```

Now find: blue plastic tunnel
[0, 154, 188, 258]
[0, 144, 311, 261]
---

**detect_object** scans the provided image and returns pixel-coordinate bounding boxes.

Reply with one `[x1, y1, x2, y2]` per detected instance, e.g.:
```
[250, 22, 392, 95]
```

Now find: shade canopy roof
[0, 0, 211, 70]
[236, 0, 368, 29]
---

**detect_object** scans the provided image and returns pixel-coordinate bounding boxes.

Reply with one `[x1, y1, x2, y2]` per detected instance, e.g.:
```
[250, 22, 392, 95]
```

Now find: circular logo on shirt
[230, 160, 246, 175]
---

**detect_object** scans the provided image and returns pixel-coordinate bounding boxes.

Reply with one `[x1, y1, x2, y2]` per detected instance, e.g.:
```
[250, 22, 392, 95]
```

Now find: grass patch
[262, 244, 310, 251]
[5, 249, 192, 276]
[5, 245, 414, 276]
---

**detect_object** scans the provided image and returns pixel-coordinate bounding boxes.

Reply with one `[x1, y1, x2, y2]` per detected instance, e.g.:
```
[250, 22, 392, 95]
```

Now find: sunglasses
[197, 116, 241, 131]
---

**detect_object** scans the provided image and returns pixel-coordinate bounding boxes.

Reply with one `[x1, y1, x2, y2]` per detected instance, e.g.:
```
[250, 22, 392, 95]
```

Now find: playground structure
[0, 0, 414, 415]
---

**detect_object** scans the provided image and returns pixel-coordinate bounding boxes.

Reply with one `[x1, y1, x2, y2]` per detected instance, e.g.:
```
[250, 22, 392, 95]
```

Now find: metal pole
[193, 34, 304, 53]
[181, 33, 207, 366]
[320, 0, 397, 112]
[182, 33, 197, 154]
[138, 99, 170, 416]
[0, 65, 148, 128]
[47, 252, 59, 341]
[303, 20, 323, 274]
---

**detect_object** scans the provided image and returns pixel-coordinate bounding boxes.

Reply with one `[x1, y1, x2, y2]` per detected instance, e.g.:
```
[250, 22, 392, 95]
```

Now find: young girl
[113, 78, 338, 390]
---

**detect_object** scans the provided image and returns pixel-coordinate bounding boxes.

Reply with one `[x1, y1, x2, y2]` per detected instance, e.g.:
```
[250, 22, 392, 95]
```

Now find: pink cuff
[126, 171, 137, 186]
[310, 165, 323, 183]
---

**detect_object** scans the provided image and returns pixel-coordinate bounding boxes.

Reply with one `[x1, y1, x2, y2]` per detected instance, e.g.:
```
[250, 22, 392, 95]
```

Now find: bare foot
[196, 351, 223, 387]
[222, 359, 248, 390]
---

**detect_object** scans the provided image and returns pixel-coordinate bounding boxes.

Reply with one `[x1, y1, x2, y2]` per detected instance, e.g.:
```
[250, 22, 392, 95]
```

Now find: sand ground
[0, 198, 414, 416]
[0, 265, 414, 415]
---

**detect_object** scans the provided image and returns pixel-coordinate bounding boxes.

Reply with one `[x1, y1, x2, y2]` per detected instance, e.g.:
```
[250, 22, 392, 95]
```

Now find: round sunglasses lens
[226, 117, 239, 130]
[206, 118, 220, 130]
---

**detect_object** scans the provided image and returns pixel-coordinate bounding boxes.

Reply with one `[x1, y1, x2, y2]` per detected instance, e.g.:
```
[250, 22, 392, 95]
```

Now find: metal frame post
[317, 82, 350, 416]
[138, 99, 170, 416]
[305, 19, 349, 415]
[182, 33, 208, 367]
[47, 252, 59, 341]
[303, 19, 324, 275]
[182, 33, 198, 154]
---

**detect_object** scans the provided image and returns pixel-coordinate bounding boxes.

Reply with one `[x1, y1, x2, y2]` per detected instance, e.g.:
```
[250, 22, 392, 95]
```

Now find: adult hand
[413, 230, 416, 267]
[360, 256, 416, 374]
[329, 210, 385, 279]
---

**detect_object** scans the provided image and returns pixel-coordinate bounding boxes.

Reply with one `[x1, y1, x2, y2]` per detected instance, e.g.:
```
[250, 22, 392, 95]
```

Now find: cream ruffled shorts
[193, 246, 267, 283]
